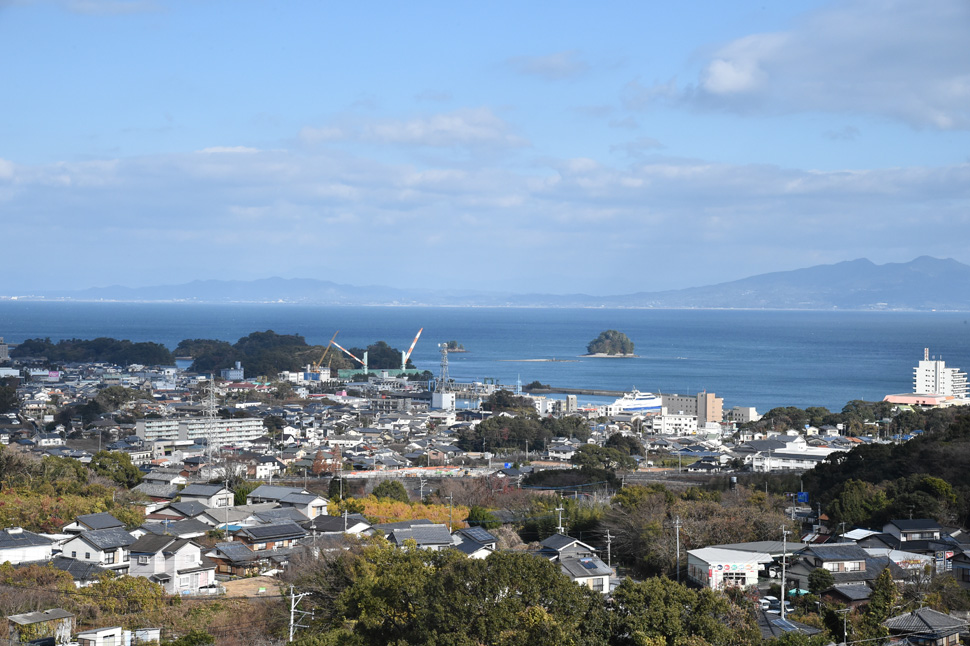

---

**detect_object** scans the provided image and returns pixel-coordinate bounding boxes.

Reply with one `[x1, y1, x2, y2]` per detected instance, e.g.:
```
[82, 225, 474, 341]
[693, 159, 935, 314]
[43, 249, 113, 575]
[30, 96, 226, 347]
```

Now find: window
[844, 561, 862, 572]
[85, 552, 91, 560]
[104, 552, 115, 564]
[71, 551, 76, 558]
[591, 577, 605, 592]
[124, 551, 129, 562]
[138, 556, 149, 566]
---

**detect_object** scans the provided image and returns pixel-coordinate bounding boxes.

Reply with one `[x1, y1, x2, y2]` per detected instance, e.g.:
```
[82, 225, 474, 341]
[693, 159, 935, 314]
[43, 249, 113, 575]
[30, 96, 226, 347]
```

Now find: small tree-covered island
[584, 329, 636, 356]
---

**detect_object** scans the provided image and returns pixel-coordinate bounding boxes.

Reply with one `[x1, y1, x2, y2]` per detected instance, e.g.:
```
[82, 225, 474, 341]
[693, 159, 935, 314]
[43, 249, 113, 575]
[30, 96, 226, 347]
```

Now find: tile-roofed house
[128, 534, 217, 596]
[44, 556, 109, 587]
[0, 527, 55, 564]
[205, 541, 293, 577]
[178, 483, 233, 508]
[147, 500, 210, 522]
[755, 610, 823, 640]
[253, 508, 310, 526]
[386, 523, 453, 551]
[558, 555, 612, 593]
[788, 544, 905, 588]
[454, 527, 498, 549]
[60, 528, 135, 574]
[820, 582, 873, 609]
[536, 533, 597, 561]
[373, 519, 434, 533]
[309, 513, 373, 536]
[234, 521, 306, 550]
[132, 482, 179, 503]
[246, 485, 328, 518]
[63, 512, 124, 534]
[884, 519, 943, 543]
[134, 518, 211, 540]
[883, 608, 966, 646]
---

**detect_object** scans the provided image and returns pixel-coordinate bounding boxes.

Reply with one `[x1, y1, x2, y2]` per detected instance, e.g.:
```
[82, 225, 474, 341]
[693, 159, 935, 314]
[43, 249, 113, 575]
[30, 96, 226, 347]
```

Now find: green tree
[609, 577, 758, 646]
[465, 505, 501, 529]
[586, 330, 635, 355]
[89, 451, 143, 488]
[0, 378, 18, 414]
[571, 445, 637, 473]
[808, 568, 835, 595]
[605, 434, 644, 457]
[372, 479, 409, 503]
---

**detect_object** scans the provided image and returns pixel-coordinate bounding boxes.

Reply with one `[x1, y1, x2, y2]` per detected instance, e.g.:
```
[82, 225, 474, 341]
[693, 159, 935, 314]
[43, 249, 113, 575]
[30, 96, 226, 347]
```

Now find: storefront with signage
[687, 547, 774, 589]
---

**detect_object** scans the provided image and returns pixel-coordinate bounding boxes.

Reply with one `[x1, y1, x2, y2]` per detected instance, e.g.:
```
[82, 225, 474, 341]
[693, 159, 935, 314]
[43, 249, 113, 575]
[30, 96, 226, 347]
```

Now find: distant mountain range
[11, 256, 970, 310]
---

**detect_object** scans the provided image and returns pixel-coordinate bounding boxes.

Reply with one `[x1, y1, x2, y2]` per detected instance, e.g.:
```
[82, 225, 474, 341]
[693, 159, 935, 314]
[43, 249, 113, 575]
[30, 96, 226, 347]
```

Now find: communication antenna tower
[204, 376, 219, 468]
[437, 344, 450, 392]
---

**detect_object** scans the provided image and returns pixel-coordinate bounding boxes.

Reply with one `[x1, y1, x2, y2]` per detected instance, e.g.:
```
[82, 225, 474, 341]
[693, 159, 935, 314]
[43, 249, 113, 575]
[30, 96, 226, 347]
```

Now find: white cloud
[197, 146, 260, 154]
[3, 143, 970, 292]
[298, 108, 528, 150]
[626, 0, 970, 129]
[507, 50, 589, 81]
[364, 108, 527, 148]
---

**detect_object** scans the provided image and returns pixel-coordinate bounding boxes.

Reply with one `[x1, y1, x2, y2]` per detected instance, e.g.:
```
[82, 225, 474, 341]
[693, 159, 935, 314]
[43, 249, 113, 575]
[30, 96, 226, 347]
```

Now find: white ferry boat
[610, 389, 662, 413]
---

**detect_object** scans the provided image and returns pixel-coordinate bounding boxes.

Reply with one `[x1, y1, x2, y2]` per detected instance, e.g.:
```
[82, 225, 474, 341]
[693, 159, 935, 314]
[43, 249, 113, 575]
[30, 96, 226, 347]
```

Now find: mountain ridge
[6, 257, 970, 311]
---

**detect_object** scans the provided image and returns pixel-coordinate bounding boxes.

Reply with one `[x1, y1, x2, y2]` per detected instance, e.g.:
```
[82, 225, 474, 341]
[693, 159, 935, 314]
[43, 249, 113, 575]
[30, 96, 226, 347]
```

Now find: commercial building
[661, 392, 723, 426]
[687, 547, 772, 589]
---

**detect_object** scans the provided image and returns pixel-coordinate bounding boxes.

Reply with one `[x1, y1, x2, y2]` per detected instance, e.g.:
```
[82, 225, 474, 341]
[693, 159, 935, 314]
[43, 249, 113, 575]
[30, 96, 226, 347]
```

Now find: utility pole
[606, 530, 612, 568]
[447, 494, 454, 532]
[419, 477, 427, 501]
[555, 506, 565, 535]
[674, 516, 682, 584]
[781, 526, 790, 621]
[836, 608, 850, 645]
[289, 585, 311, 642]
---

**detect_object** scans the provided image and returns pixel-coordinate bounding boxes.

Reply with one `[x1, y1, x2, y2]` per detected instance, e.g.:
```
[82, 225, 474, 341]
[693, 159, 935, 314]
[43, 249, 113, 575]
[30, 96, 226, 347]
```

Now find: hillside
[20, 256, 970, 310]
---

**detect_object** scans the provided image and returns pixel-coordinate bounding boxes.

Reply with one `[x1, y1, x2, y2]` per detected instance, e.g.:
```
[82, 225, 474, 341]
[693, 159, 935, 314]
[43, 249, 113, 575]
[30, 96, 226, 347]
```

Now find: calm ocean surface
[1, 302, 969, 413]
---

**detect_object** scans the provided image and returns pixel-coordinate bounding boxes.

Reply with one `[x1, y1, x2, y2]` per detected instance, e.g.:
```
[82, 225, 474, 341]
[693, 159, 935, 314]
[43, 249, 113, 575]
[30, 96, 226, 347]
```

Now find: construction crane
[401, 327, 423, 371]
[332, 340, 367, 375]
[312, 331, 340, 374]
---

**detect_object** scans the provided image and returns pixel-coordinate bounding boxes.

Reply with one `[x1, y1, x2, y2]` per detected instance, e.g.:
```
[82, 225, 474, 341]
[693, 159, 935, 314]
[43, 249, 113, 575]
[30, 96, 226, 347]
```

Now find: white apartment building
[136, 416, 266, 445]
[914, 348, 968, 398]
[647, 410, 698, 435]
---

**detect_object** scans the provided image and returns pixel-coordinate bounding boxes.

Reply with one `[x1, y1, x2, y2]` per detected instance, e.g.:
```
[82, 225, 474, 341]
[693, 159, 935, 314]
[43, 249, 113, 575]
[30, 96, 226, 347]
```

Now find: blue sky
[1, 0, 968, 295]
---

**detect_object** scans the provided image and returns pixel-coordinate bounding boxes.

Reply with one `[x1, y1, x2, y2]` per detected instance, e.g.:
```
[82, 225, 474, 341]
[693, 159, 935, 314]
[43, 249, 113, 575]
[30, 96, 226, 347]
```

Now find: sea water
[1, 301, 969, 413]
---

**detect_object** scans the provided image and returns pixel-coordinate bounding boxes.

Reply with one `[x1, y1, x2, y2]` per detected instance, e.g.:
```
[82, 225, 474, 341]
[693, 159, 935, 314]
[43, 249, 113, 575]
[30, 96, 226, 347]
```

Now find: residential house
[6, 608, 75, 645]
[0, 527, 55, 564]
[233, 521, 307, 551]
[60, 528, 135, 574]
[245, 485, 328, 518]
[883, 608, 966, 646]
[883, 519, 943, 543]
[309, 513, 373, 536]
[535, 534, 598, 561]
[756, 610, 823, 640]
[177, 483, 234, 508]
[787, 544, 904, 590]
[62, 512, 124, 535]
[41, 556, 108, 588]
[205, 542, 270, 577]
[128, 534, 217, 595]
[385, 523, 453, 551]
[559, 555, 612, 593]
